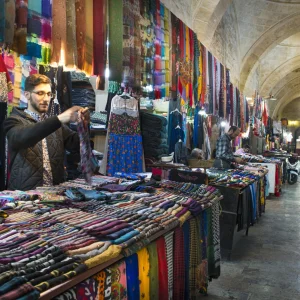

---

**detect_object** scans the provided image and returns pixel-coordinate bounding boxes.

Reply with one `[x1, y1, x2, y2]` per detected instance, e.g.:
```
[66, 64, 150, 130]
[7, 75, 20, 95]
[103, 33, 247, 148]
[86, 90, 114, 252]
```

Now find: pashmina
[147, 242, 159, 299]
[157, 236, 168, 300]
[51, 0, 67, 64]
[125, 254, 139, 300]
[137, 247, 150, 300]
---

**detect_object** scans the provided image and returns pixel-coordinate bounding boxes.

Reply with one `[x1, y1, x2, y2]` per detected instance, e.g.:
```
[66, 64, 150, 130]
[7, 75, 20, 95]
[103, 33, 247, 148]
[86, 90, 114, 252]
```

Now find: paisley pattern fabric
[24, 109, 53, 186]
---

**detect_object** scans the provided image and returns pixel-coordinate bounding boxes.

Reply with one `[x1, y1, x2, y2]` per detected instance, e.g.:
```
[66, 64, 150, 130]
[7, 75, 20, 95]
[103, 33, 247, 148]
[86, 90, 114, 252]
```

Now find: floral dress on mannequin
[102, 94, 144, 176]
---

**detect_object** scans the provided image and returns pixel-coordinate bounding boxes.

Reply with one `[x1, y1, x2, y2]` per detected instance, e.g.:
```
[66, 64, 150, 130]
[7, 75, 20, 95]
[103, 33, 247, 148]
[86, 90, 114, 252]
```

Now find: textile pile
[0, 177, 222, 299]
[141, 111, 169, 159]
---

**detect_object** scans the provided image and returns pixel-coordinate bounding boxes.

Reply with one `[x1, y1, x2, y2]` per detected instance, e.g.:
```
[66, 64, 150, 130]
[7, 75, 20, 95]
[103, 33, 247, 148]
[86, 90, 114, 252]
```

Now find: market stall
[0, 175, 222, 299]
[206, 166, 268, 259]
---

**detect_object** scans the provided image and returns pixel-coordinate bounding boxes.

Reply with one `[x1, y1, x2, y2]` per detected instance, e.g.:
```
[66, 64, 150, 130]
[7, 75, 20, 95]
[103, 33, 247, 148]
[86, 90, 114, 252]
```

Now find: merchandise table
[0, 177, 223, 300]
[207, 168, 268, 260]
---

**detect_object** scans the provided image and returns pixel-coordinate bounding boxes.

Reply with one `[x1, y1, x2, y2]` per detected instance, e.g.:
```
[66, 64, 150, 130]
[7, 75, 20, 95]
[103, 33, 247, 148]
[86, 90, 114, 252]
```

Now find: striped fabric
[164, 231, 174, 300]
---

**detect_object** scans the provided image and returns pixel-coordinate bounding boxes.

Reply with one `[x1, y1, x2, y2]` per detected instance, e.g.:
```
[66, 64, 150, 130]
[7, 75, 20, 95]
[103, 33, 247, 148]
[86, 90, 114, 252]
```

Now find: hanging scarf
[173, 227, 185, 300]
[0, 0, 5, 42]
[93, 0, 106, 80]
[147, 242, 159, 299]
[109, 0, 123, 83]
[75, 0, 85, 70]
[137, 247, 150, 300]
[51, 0, 66, 64]
[157, 236, 168, 300]
[4, 0, 16, 45]
[77, 111, 93, 184]
[226, 68, 231, 121]
[83, 0, 93, 75]
[125, 254, 140, 300]
[200, 43, 206, 106]
[65, 0, 77, 68]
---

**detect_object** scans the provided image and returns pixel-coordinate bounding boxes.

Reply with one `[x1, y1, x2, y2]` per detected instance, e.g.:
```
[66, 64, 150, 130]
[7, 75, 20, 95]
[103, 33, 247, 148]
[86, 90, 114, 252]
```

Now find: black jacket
[4, 108, 80, 190]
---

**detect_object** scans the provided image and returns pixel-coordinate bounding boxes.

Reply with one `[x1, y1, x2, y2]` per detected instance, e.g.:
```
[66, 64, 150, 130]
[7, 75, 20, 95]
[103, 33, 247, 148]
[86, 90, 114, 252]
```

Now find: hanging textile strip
[109, 260, 128, 299]
[189, 217, 201, 300]
[51, 0, 67, 64]
[75, 0, 85, 70]
[171, 13, 179, 99]
[183, 220, 190, 300]
[240, 93, 245, 132]
[226, 69, 231, 121]
[193, 35, 201, 106]
[213, 56, 216, 115]
[137, 247, 150, 300]
[93, 0, 106, 80]
[4, 0, 16, 45]
[219, 63, 225, 118]
[109, 0, 123, 83]
[0, 0, 5, 42]
[236, 88, 240, 127]
[77, 111, 93, 184]
[200, 43, 206, 106]
[164, 231, 174, 300]
[28, 0, 41, 14]
[65, 0, 77, 68]
[188, 28, 194, 107]
[147, 242, 159, 299]
[125, 254, 140, 300]
[207, 51, 213, 114]
[83, 0, 93, 75]
[173, 227, 185, 300]
[157, 236, 168, 300]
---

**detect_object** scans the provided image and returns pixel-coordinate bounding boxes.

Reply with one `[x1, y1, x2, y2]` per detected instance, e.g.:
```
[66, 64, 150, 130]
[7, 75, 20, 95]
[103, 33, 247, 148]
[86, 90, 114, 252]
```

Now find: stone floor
[202, 183, 300, 300]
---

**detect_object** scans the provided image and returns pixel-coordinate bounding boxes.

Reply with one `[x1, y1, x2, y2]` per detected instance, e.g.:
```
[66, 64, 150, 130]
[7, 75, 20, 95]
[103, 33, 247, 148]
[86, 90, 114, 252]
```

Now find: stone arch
[273, 89, 300, 118]
[274, 76, 300, 100]
[240, 13, 300, 92]
[192, 0, 233, 46]
[259, 55, 300, 96]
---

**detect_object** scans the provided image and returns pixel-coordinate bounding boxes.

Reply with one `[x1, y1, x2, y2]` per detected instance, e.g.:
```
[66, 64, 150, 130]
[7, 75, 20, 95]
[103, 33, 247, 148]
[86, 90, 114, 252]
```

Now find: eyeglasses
[31, 91, 54, 99]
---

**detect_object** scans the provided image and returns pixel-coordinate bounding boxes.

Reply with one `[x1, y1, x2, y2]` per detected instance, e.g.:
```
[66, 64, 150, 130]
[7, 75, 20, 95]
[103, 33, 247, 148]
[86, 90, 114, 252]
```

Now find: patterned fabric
[157, 236, 168, 300]
[147, 242, 158, 299]
[77, 111, 93, 184]
[109, 261, 128, 299]
[215, 133, 234, 162]
[65, 0, 77, 68]
[24, 109, 53, 186]
[164, 232, 174, 300]
[125, 254, 140, 300]
[173, 227, 185, 300]
[137, 247, 150, 300]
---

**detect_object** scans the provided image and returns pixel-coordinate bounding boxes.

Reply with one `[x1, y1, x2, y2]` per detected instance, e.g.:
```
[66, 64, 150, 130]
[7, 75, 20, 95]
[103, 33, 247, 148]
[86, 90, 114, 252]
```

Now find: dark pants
[213, 159, 232, 169]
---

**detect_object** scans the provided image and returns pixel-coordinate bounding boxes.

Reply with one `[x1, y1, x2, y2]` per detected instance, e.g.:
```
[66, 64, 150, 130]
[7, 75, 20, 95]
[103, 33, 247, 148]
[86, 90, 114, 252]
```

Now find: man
[4, 74, 90, 190]
[213, 126, 245, 169]
[235, 144, 250, 155]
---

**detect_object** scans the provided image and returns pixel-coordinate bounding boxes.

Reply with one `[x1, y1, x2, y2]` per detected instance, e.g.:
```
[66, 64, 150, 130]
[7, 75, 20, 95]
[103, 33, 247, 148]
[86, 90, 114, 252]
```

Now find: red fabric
[189, 29, 194, 107]
[201, 44, 206, 105]
[173, 227, 185, 300]
[0, 55, 11, 82]
[262, 103, 268, 126]
[93, 0, 106, 77]
[230, 84, 234, 126]
[157, 237, 168, 300]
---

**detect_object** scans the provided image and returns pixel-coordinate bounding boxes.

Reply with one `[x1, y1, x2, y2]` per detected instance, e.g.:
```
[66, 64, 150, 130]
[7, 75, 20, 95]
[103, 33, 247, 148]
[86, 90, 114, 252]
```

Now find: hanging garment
[77, 111, 93, 184]
[51, 0, 67, 64]
[75, 0, 85, 71]
[103, 95, 144, 176]
[65, 0, 77, 68]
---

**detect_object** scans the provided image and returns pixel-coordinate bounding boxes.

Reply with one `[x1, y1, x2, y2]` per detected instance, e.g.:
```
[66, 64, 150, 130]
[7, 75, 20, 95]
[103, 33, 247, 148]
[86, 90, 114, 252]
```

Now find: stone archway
[240, 13, 300, 92]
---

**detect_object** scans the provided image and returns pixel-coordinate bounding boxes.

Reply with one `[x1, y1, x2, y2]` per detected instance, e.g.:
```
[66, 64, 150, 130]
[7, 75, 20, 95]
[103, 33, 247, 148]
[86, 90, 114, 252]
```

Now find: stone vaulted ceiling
[161, 0, 300, 120]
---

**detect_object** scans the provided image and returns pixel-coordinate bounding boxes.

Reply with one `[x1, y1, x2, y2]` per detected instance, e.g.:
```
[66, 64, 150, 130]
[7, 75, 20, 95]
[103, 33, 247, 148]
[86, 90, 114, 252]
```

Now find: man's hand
[80, 107, 90, 127]
[57, 106, 83, 124]
[234, 157, 246, 164]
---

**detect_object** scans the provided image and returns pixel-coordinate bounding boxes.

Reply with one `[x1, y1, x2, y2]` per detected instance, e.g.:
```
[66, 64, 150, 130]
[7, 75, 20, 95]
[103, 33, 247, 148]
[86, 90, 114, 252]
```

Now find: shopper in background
[4, 74, 90, 190]
[235, 144, 251, 155]
[213, 126, 246, 169]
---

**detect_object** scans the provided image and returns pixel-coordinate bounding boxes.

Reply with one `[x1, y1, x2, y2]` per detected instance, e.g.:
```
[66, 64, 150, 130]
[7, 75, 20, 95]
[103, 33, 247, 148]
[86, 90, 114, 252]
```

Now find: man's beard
[29, 97, 49, 114]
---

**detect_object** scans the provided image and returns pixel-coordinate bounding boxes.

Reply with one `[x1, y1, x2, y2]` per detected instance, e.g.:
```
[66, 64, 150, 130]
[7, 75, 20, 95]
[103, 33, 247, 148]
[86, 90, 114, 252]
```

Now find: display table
[0, 178, 222, 300]
[208, 172, 268, 260]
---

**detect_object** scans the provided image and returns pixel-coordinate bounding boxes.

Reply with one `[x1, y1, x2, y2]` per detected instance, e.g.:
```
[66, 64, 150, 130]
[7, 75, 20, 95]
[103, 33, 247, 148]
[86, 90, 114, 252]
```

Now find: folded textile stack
[71, 81, 96, 110]
[90, 111, 107, 125]
[0, 179, 222, 297]
[207, 168, 265, 188]
[140, 112, 169, 159]
[239, 153, 281, 164]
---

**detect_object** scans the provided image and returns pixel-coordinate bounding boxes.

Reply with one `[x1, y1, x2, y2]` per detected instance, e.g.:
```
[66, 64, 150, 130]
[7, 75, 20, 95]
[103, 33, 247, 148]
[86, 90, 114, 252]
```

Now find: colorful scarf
[125, 254, 139, 300]
[147, 242, 158, 299]
[137, 247, 150, 300]
[157, 237, 168, 300]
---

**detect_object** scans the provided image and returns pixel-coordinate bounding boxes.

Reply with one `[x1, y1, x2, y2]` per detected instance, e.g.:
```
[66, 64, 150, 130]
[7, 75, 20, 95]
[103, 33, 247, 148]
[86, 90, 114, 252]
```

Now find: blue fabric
[193, 105, 200, 148]
[125, 254, 140, 300]
[0, 0, 5, 42]
[183, 221, 190, 300]
[28, 0, 42, 14]
[107, 134, 143, 176]
[250, 183, 257, 223]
